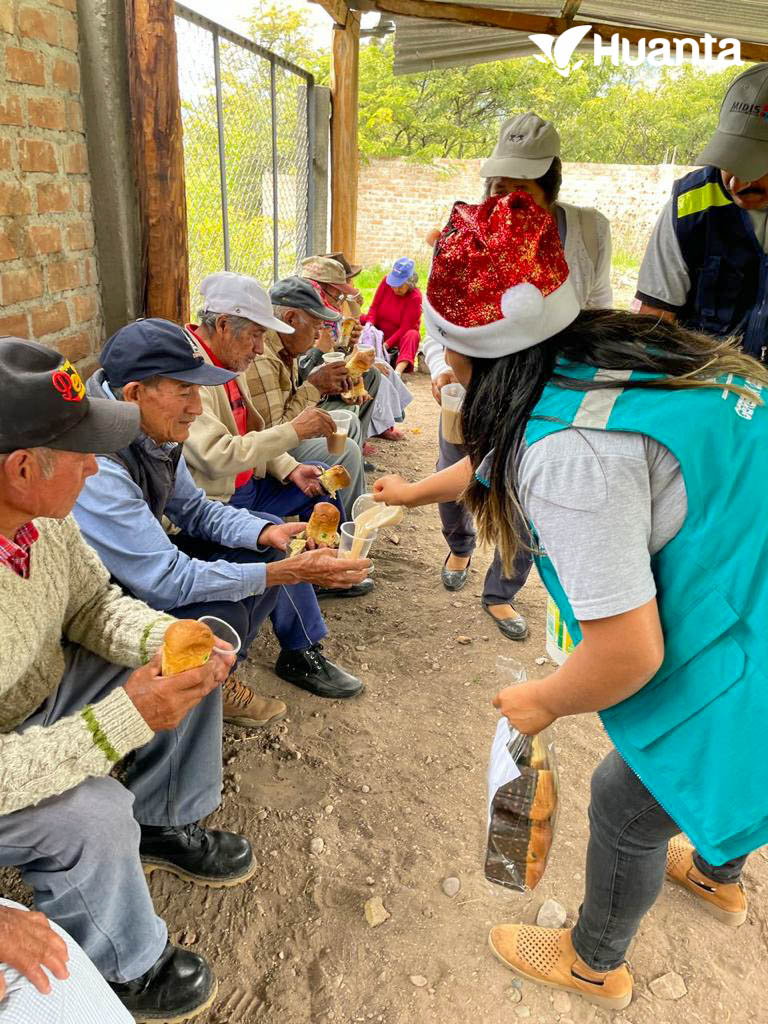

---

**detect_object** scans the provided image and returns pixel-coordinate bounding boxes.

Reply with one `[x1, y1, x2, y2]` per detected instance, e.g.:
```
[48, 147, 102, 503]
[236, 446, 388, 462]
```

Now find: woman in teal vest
[374, 190, 768, 1011]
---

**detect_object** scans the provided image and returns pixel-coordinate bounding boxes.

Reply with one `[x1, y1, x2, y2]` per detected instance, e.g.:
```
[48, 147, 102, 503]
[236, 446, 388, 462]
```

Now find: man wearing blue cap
[73, 318, 369, 710]
[360, 257, 422, 376]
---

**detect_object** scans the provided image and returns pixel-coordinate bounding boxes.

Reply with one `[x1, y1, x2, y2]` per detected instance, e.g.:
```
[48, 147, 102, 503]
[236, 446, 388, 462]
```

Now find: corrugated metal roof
[392, 1, 768, 74]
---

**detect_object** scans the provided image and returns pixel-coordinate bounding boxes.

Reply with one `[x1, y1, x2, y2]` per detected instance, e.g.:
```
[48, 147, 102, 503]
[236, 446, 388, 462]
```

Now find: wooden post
[125, 0, 189, 323]
[330, 11, 360, 260]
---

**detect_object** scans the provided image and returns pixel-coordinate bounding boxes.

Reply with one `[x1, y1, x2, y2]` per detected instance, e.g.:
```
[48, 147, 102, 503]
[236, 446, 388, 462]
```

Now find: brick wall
[356, 158, 697, 269]
[0, 0, 103, 371]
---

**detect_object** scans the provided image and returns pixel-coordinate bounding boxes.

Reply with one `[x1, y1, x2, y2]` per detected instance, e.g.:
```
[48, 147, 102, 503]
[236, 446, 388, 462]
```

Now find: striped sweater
[0, 515, 171, 815]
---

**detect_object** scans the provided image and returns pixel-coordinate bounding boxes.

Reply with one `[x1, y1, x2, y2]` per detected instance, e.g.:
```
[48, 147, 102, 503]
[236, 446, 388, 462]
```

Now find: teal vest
[524, 363, 768, 865]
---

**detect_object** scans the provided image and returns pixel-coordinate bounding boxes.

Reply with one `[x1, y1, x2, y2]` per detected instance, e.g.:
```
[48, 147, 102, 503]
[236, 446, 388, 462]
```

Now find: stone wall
[355, 158, 697, 269]
[0, 0, 103, 371]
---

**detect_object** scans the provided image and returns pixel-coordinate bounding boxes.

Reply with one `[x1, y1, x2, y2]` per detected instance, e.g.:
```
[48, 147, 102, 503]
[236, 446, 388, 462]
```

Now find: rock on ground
[536, 898, 567, 929]
[364, 896, 391, 928]
[650, 971, 688, 1000]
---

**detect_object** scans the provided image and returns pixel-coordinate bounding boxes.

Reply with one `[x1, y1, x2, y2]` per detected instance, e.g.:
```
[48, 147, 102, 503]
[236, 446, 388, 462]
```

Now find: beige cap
[480, 112, 560, 181]
[696, 63, 768, 180]
[299, 256, 357, 294]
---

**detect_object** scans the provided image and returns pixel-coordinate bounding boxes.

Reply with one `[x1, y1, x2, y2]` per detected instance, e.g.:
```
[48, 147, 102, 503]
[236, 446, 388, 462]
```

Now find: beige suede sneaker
[488, 925, 632, 1010]
[666, 835, 747, 926]
[222, 677, 286, 728]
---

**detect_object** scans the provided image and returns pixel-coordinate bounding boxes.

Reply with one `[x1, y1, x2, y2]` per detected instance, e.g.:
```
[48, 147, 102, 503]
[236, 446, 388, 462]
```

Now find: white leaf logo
[529, 25, 592, 76]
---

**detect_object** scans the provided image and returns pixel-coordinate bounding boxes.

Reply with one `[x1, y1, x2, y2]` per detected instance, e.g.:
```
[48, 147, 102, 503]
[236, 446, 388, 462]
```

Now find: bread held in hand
[161, 619, 215, 676]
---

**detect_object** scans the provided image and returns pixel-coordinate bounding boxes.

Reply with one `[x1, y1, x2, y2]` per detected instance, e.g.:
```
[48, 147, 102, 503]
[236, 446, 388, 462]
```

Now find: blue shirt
[74, 450, 272, 609]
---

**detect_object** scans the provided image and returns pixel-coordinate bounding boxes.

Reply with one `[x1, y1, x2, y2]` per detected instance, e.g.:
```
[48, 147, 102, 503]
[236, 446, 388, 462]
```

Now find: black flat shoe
[140, 823, 255, 887]
[441, 554, 470, 592]
[483, 603, 529, 641]
[275, 644, 364, 698]
[314, 578, 375, 599]
[109, 941, 217, 1023]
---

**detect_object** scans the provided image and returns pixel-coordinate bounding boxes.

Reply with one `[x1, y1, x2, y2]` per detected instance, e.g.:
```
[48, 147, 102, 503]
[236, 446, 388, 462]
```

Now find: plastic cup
[440, 382, 465, 444]
[322, 351, 345, 364]
[351, 492, 376, 521]
[338, 521, 378, 560]
[328, 410, 353, 455]
[198, 616, 241, 657]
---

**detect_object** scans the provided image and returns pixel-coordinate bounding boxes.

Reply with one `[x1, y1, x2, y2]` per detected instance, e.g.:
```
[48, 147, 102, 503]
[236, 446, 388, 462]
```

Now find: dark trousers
[572, 750, 748, 971]
[436, 420, 533, 605]
[170, 517, 326, 654]
[229, 463, 344, 522]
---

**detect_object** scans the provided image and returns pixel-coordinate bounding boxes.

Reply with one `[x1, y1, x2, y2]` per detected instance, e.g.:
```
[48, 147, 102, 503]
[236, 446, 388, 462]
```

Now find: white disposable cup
[322, 352, 345, 364]
[198, 616, 241, 656]
[338, 521, 378, 560]
[329, 410, 353, 435]
[327, 410, 353, 456]
[441, 382, 465, 444]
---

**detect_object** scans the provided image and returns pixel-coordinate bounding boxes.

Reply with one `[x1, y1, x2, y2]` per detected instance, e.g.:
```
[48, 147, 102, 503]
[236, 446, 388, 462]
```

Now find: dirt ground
[4, 368, 767, 1024]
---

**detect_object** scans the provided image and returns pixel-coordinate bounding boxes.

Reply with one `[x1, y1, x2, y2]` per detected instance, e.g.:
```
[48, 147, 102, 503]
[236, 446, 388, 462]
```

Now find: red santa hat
[423, 190, 580, 358]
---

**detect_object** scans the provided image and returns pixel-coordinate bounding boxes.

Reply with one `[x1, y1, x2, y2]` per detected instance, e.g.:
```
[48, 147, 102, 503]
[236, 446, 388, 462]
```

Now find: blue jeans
[229, 465, 345, 522]
[170, 513, 326, 653]
[572, 750, 748, 971]
[0, 644, 223, 982]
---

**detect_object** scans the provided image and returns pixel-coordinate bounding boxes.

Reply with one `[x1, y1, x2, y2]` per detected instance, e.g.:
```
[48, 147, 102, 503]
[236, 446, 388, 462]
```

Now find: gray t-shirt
[516, 428, 687, 620]
[637, 197, 768, 311]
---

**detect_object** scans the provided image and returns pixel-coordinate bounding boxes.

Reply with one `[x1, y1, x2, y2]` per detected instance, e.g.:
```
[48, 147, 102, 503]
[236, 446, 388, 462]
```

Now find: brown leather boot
[488, 925, 632, 1010]
[666, 835, 747, 926]
[222, 676, 286, 728]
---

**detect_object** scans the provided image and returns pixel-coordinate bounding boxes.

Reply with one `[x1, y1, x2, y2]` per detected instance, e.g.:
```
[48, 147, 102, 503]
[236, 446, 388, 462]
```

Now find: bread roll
[306, 502, 340, 546]
[345, 346, 375, 376]
[319, 465, 351, 497]
[161, 619, 215, 676]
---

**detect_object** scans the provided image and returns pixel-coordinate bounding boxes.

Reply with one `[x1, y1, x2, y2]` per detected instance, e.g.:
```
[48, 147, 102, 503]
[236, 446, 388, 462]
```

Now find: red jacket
[360, 279, 422, 348]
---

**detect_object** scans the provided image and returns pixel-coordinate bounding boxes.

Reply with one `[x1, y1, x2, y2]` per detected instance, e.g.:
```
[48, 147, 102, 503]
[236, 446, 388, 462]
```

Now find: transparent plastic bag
[484, 658, 559, 892]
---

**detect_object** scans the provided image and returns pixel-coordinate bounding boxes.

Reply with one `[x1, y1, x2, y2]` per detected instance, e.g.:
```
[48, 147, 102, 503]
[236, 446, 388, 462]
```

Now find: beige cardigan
[183, 337, 299, 503]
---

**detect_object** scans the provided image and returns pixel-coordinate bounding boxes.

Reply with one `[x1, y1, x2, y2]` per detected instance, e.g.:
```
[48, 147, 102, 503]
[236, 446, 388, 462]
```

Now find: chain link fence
[174, 4, 314, 311]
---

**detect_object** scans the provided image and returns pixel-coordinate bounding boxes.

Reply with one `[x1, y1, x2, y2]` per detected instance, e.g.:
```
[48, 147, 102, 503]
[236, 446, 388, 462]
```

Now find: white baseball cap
[480, 112, 560, 181]
[199, 271, 293, 333]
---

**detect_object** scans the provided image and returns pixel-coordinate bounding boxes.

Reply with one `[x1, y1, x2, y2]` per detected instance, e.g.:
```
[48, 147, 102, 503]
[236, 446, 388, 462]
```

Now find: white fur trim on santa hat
[423, 274, 580, 358]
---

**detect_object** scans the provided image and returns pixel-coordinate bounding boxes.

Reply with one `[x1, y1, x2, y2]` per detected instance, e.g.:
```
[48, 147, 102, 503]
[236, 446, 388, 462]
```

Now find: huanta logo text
[529, 26, 742, 77]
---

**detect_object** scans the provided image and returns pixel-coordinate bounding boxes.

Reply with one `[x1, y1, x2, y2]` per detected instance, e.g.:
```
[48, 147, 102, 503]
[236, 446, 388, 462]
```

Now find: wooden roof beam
[309, 0, 350, 27]
[367, 0, 768, 63]
[560, 0, 583, 24]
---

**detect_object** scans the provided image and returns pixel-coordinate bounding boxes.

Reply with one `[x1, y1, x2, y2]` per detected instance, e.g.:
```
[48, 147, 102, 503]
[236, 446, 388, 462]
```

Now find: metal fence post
[270, 58, 279, 282]
[212, 29, 230, 271]
[306, 79, 315, 259]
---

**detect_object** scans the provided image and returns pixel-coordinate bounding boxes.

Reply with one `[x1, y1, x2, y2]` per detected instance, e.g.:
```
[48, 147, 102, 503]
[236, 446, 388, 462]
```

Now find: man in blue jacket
[635, 63, 768, 359]
[73, 320, 370, 725]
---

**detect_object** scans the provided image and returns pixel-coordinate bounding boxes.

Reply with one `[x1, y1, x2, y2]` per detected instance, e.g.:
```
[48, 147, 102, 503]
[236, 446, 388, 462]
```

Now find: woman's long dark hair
[462, 309, 768, 574]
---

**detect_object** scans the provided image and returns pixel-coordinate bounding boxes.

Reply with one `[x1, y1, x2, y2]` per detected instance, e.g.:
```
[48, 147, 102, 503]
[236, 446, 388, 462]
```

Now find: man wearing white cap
[635, 64, 768, 360]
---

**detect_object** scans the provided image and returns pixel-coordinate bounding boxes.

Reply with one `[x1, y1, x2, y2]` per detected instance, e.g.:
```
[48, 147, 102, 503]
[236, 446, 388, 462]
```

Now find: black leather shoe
[275, 644, 364, 698]
[140, 823, 255, 888]
[109, 941, 217, 1022]
[314, 578, 375, 599]
[441, 554, 470, 592]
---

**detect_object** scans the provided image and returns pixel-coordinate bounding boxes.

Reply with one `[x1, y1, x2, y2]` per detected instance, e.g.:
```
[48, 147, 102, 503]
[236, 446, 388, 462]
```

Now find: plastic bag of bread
[161, 619, 215, 676]
[484, 659, 559, 892]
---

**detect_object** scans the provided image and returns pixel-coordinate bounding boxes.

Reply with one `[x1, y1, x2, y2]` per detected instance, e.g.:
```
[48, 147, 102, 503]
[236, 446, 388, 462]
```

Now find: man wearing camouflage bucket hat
[636, 63, 768, 360]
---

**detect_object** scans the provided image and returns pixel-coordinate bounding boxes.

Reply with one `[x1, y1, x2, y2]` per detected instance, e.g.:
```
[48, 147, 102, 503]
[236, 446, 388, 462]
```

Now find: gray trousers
[291, 433, 366, 516]
[436, 420, 533, 605]
[0, 645, 223, 983]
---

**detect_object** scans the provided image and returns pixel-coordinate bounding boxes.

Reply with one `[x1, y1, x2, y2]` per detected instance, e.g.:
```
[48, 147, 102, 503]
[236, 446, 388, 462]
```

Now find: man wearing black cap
[635, 63, 768, 359]
[73, 318, 369, 704]
[0, 337, 248, 1021]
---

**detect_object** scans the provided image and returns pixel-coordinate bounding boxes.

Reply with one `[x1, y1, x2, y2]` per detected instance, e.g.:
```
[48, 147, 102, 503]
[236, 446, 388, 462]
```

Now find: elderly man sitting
[245, 276, 369, 497]
[73, 319, 369, 707]
[0, 338, 244, 1022]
